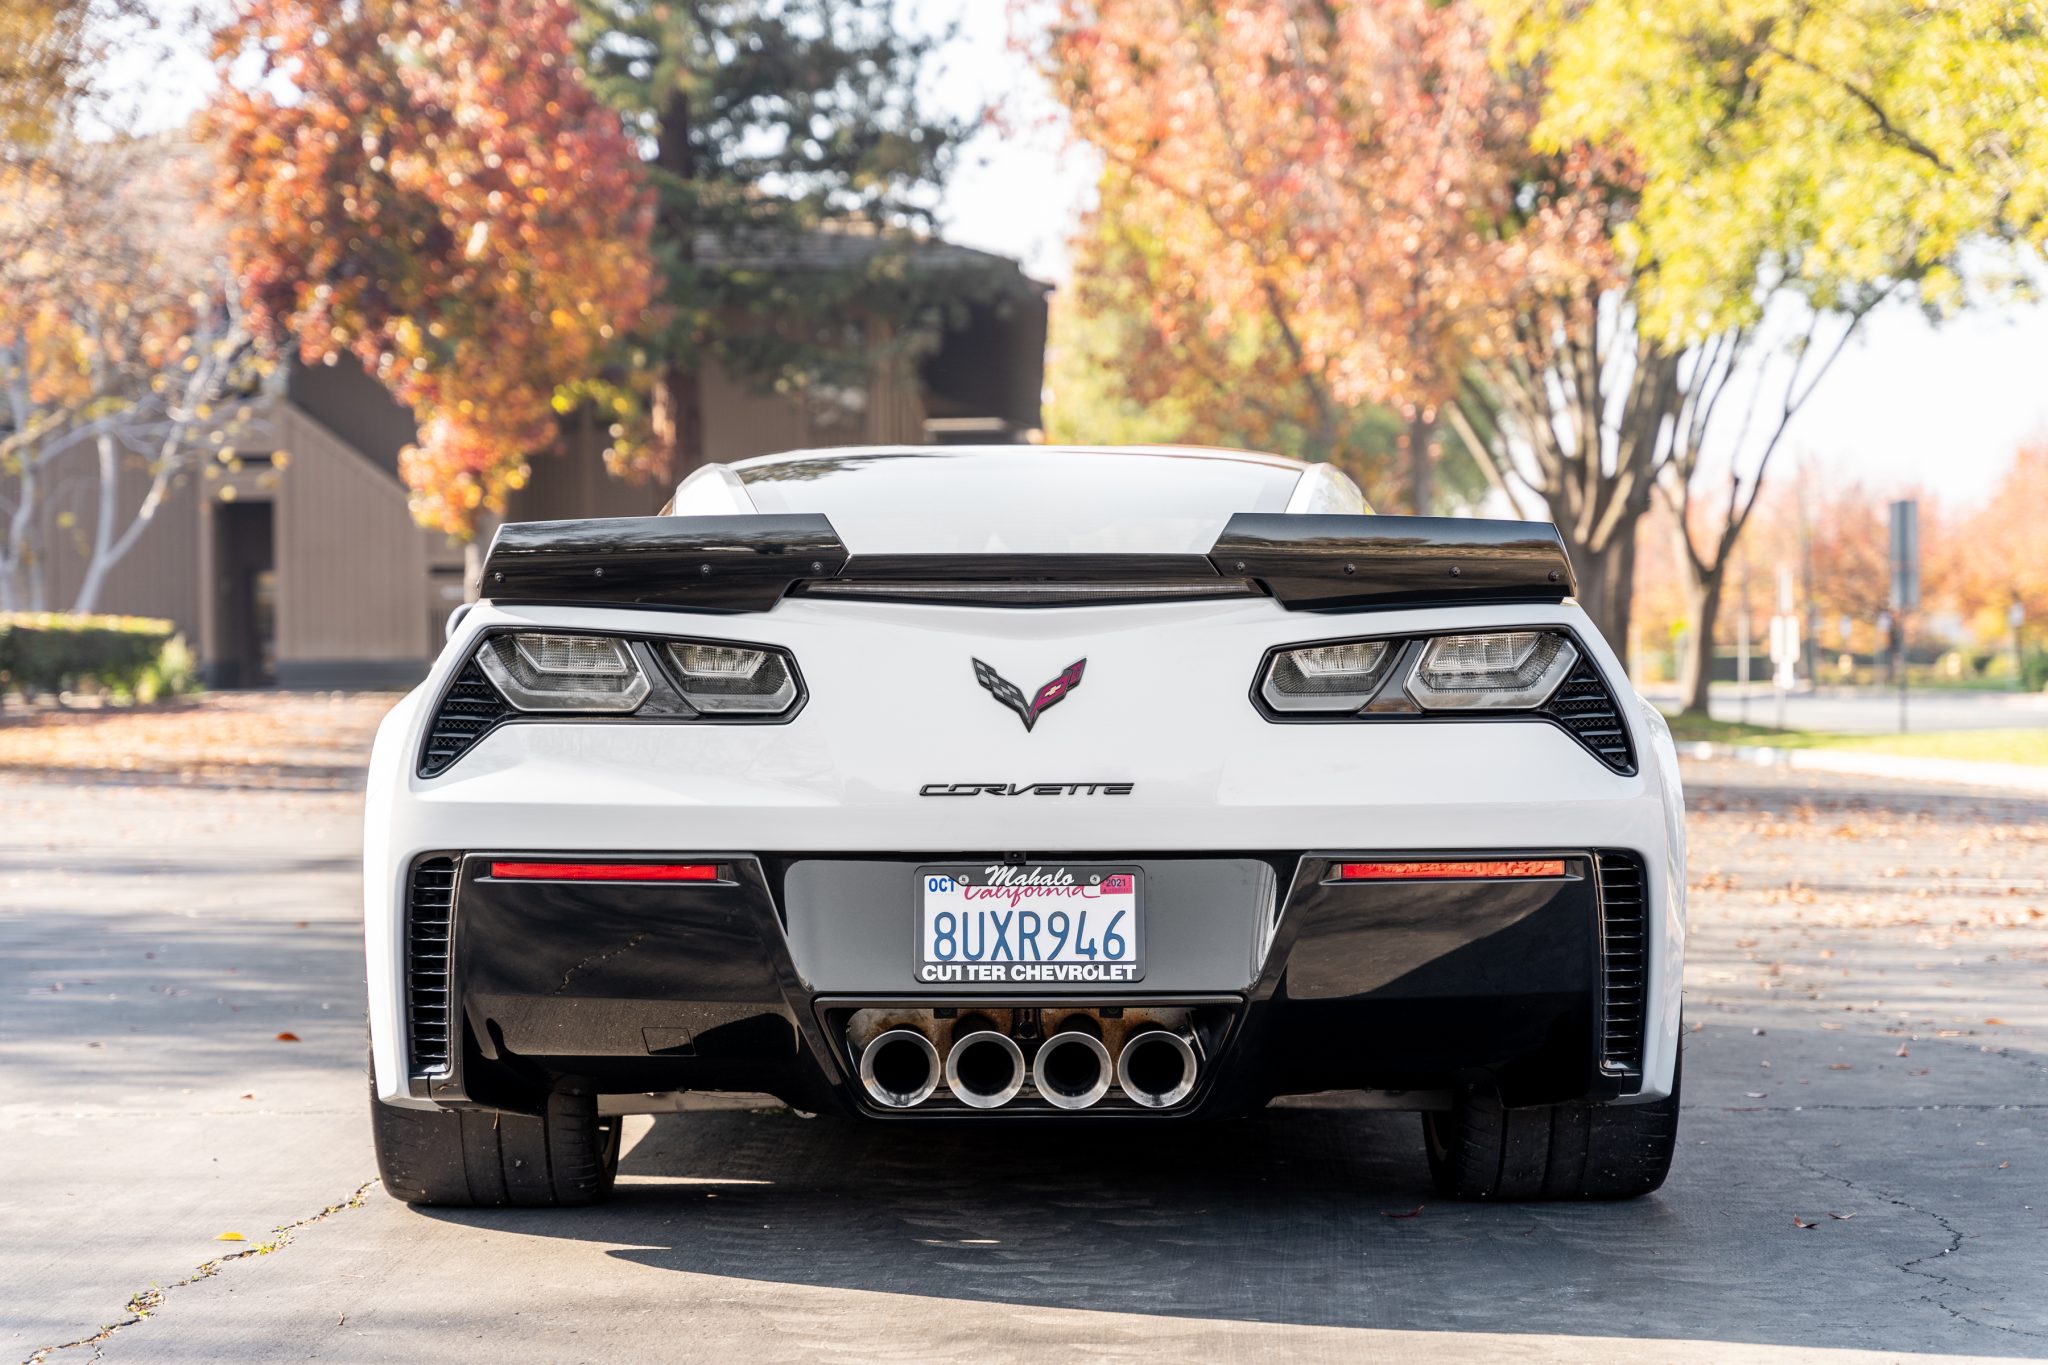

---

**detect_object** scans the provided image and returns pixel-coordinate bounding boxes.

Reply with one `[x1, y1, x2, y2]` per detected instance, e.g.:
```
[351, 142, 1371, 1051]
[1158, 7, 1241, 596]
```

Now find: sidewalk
[1675, 738, 2048, 793]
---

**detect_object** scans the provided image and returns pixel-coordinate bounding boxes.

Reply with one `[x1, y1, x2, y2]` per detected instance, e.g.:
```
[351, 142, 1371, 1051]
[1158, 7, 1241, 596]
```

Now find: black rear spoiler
[1207, 513, 1575, 609]
[482, 514, 849, 613]
[479, 512, 1574, 613]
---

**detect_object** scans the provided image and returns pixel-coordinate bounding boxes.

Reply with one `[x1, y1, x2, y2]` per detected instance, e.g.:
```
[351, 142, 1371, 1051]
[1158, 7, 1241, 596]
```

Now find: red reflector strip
[1337, 859, 1566, 881]
[488, 862, 720, 882]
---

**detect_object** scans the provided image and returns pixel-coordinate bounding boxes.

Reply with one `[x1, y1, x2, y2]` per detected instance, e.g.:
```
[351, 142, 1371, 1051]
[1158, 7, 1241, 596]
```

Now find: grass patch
[1662, 710, 2048, 767]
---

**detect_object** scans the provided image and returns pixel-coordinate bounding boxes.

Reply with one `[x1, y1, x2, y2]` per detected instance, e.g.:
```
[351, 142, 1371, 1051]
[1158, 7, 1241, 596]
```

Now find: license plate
[915, 863, 1144, 985]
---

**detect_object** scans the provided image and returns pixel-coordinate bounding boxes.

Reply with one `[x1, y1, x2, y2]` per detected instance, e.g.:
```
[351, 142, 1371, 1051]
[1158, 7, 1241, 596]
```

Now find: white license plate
[915, 864, 1144, 984]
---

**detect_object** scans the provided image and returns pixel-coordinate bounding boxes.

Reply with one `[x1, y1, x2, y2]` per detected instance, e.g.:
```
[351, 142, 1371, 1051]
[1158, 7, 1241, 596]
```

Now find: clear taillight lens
[1404, 631, 1576, 711]
[1260, 639, 1395, 713]
[476, 632, 650, 713]
[665, 642, 798, 715]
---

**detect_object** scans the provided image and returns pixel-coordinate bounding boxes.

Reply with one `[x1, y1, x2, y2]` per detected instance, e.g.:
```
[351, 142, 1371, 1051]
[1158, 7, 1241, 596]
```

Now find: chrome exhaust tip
[1116, 1028, 1199, 1109]
[945, 1029, 1027, 1108]
[1032, 1029, 1113, 1110]
[859, 1028, 941, 1108]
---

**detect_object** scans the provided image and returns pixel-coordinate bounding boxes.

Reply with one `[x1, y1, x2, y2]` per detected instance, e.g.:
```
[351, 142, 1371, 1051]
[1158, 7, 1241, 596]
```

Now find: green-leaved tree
[576, 0, 1009, 480]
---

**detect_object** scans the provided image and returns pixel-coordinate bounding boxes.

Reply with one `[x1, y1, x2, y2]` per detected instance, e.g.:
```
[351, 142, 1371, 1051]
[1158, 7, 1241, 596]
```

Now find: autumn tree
[1, 7, 268, 613]
[1489, 0, 2048, 710]
[574, 0, 996, 481]
[1948, 445, 2048, 663]
[1048, 182, 1427, 504]
[211, 0, 658, 537]
[1042, 0, 1545, 518]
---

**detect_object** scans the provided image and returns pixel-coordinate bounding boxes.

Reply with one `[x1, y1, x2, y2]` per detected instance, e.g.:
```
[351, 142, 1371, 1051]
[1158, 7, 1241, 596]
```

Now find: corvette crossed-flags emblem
[972, 658, 1086, 732]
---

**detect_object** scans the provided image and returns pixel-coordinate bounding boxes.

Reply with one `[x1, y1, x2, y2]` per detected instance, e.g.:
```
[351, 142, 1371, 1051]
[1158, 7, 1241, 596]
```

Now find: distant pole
[1737, 554, 1751, 724]
[1889, 500, 1920, 734]
[1798, 473, 1821, 686]
[2011, 596, 2027, 691]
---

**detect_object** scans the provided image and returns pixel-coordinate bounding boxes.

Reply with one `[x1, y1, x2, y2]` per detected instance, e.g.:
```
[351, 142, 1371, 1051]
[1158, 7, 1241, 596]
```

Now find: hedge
[0, 613, 198, 703]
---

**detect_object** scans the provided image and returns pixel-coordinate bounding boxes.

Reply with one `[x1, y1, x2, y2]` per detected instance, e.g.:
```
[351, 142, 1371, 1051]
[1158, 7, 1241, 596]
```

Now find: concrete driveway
[4, 757, 2045, 1362]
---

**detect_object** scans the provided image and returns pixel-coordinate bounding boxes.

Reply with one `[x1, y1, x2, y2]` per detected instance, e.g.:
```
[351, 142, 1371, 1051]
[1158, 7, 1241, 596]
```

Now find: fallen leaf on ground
[1382, 1205, 1424, 1219]
[1746, 1091, 1769, 1098]
[274, 1031, 300, 1042]
[1828, 1063, 1854, 1071]
[1827, 1211, 1856, 1220]
[1895, 1044, 1910, 1057]
[1793, 1216, 1818, 1230]
[215, 1231, 246, 1242]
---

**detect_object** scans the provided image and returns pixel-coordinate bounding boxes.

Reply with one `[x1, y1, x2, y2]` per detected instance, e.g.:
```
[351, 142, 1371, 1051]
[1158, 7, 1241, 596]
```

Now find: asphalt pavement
[3, 762, 2045, 1362]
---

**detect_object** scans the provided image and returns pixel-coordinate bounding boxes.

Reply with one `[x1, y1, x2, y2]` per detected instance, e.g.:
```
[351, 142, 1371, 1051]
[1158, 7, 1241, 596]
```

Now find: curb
[1676, 741, 2048, 794]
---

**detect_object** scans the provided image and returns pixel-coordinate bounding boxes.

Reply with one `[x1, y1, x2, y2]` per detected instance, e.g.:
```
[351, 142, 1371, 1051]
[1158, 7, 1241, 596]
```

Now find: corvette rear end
[364, 446, 1685, 1207]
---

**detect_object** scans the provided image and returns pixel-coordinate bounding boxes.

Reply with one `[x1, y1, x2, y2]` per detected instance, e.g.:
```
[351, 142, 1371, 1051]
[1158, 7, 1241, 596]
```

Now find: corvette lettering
[918, 782, 1135, 796]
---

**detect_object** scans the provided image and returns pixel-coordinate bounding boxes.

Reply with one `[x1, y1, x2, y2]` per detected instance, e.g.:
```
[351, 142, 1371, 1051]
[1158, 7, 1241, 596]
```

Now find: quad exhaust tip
[859, 1028, 941, 1109]
[1116, 1028, 1199, 1109]
[1033, 1027, 1114, 1110]
[944, 1028, 1028, 1108]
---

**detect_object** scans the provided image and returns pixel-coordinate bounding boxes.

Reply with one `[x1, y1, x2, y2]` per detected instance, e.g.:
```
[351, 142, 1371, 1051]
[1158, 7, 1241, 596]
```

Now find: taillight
[1404, 631, 1577, 711]
[1336, 859, 1566, 880]
[474, 632, 651, 713]
[488, 861, 720, 882]
[1256, 629, 1579, 718]
[1259, 639, 1397, 713]
[662, 642, 799, 715]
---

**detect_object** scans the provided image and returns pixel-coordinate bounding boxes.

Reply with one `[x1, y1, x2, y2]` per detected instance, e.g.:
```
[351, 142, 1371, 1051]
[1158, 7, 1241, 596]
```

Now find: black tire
[1422, 1055, 1680, 1201]
[370, 1060, 621, 1207]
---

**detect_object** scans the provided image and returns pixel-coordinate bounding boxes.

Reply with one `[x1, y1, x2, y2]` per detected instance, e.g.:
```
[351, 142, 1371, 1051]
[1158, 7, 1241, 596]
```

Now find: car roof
[670, 445, 1337, 556]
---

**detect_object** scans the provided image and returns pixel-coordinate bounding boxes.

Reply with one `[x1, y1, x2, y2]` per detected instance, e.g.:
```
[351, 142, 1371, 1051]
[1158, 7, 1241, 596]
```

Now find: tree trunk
[69, 433, 121, 615]
[649, 87, 700, 482]
[1564, 524, 1636, 660]
[652, 365, 706, 482]
[1677, 568, 1723, 717]
[1405, 413, 1433, 516]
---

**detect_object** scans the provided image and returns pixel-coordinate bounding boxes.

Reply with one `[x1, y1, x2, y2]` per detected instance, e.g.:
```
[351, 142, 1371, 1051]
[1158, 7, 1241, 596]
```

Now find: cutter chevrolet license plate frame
[914, 863, 1145, 985]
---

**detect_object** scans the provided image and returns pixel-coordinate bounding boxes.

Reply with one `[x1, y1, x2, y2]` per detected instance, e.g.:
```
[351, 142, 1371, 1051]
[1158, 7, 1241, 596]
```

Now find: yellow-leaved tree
[1486, 0, 2048, 709]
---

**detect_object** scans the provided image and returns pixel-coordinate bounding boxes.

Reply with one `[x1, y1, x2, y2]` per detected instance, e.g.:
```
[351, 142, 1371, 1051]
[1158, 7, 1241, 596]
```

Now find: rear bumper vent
[405, 856, 457, 1078]
[1595, 850, 1648, 1082]
[1546, 661, 1637, 775]
[418, 661, 512, 778]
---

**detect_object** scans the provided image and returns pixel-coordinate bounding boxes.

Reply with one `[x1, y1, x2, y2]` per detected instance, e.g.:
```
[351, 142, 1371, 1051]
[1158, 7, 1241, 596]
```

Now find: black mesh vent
[1544, 659, 1637, 775]
[1595, 851, 1648, 1081]
[405, 857, 457, 1078]
[418, 661, 512, 777]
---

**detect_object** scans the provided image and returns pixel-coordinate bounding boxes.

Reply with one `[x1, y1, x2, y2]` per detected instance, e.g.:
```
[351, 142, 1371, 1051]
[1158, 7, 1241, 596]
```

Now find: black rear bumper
[401, 850, 1649, 1117]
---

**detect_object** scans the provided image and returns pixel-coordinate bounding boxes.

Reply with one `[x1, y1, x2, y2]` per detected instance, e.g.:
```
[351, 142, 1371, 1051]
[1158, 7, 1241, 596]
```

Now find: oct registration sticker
[915, 864, 1144, 984]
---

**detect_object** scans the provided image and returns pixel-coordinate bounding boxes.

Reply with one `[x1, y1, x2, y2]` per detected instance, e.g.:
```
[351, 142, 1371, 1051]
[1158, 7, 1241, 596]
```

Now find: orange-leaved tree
[1948, 445, 2048, 666]
[1042, 0, 1549, 517]
[210, 0, 657, 537]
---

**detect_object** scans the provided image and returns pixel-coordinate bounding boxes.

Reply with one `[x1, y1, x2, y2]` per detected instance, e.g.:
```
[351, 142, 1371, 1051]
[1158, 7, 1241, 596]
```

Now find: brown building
[23, 244, 1046, 688]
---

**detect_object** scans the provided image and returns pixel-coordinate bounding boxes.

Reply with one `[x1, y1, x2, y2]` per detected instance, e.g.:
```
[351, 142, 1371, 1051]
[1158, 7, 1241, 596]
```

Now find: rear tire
[1422, 1055, 1680, 1201]
[369, 1060, 621, 1207]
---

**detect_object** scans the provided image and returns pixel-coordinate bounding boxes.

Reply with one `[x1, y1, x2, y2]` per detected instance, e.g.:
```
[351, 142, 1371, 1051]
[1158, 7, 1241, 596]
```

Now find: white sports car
[364, 445, 1685, 1206]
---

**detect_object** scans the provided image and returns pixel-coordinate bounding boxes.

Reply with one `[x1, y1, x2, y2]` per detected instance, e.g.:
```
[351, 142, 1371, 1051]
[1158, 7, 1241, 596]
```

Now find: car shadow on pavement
[406, 1046, 2048, 1356]
[423, 1104, 1729, 1341]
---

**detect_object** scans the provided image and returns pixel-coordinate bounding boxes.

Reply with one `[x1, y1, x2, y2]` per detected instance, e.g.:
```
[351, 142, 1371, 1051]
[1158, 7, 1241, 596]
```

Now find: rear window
[727, 447, 1303, 555]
